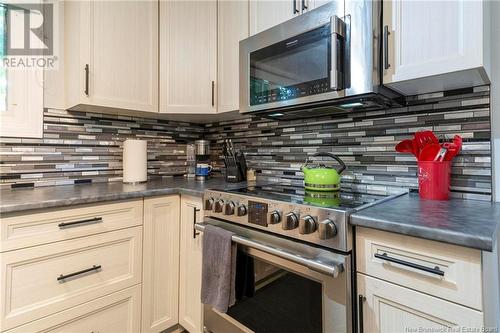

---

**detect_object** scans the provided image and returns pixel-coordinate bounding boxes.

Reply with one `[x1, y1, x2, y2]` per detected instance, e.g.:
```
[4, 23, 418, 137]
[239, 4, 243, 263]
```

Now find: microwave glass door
[249, 23, 340, 107]
[226, 257, 322, 333]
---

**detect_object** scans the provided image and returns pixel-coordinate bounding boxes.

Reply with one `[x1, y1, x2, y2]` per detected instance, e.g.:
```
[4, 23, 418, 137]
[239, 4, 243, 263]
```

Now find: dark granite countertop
[0, 176, 251, 214]
[351, 192, 500, 251]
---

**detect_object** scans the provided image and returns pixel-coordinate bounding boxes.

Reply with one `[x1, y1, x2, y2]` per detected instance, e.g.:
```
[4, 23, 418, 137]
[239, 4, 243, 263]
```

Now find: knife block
[224, 152, 247, 183]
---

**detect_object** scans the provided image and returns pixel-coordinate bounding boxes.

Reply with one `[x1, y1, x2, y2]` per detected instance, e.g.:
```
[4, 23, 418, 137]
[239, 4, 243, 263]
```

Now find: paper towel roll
[123, 139, 147, 183]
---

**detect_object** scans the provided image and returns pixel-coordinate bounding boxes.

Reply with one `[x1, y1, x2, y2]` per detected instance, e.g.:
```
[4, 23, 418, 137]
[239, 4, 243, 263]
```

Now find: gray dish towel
[200, 224, 237, 313]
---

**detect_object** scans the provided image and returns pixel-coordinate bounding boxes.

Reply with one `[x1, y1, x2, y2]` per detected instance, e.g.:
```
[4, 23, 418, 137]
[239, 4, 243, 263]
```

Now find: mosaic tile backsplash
[0, 86, 492, 201]
[0, 109, 204, 188]
[206, 86, 492, 201]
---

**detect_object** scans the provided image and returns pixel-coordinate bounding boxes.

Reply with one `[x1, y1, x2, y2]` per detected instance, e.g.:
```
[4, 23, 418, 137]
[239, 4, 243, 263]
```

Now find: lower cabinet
[5, 285, 142, 333]
[142, 196, 181, 333]
[0, 195, 202, 333]
[0, 227, 143, 331]
[179, 196, 204, 333]
[357, 274, 484, 332]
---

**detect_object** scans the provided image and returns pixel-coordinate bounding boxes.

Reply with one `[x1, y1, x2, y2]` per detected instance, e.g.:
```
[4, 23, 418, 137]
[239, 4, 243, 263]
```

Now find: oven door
[197, 219, 352, 333]
[239, 2, 348, 113]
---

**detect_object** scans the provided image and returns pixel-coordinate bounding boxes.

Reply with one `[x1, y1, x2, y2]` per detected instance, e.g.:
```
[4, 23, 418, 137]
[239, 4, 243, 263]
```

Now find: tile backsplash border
[0, 86, 493, 201]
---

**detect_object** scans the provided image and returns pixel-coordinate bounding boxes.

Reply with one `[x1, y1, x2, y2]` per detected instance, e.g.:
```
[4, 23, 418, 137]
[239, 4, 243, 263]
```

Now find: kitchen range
[197, 184, 403, 333]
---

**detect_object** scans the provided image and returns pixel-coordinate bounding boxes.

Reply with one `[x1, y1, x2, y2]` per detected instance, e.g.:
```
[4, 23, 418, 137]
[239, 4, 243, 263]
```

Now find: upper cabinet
[218, 0, 249, 113]
[249, 0, 299, 35]
[65, 1, 159, 113]
[0, 4, 43, 139]
[249, 0, 329, 36]
[160, 0, 217, 114]
[382, 0, 491, 95]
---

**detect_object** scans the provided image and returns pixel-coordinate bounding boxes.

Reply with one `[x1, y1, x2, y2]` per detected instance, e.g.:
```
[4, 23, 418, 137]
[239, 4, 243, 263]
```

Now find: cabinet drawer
[356, 227, 482, 310]
[0, 227, 142, 331]
[5, 285, 141, 333]
[358, 274, 483, 332]
[0, 199, 143, 252]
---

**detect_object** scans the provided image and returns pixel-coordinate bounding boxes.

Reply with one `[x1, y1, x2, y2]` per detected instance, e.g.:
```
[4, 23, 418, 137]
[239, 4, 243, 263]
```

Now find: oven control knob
[268, 210, 281, 224]
[214, 199, 224, 213]
[283, 212, 299, 230]
[237, 204, 247, 216]
[318, 218, 337, 239]
[224, 201, 235, 215]
[204, 197, 215, 211]
[299, 215, 317, 234]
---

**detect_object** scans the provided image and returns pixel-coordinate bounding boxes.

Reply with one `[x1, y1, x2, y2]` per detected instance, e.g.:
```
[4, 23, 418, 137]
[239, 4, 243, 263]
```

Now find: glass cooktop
[226, 184, 397, 210]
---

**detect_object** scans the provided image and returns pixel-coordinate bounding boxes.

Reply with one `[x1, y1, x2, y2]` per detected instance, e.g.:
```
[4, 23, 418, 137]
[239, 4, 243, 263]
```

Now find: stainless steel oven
[196, 218, 352, 333]
[239, 0, 400, 118]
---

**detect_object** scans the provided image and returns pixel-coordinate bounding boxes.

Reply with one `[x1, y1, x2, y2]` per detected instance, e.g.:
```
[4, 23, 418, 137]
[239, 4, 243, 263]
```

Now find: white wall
[492, 0, 500, 202]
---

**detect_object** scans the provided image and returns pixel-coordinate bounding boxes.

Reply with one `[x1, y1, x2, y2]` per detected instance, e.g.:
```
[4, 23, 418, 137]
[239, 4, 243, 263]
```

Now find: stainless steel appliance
[239, 1, 401, 118]
[197, 184, 401, 333]
[194, 140, 211, 181]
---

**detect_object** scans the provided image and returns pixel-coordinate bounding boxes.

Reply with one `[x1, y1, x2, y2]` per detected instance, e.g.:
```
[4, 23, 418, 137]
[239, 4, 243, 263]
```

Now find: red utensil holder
[417, 161, 451, 200]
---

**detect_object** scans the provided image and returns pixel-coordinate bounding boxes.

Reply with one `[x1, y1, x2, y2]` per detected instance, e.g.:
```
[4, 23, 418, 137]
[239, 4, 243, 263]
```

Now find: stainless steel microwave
[239, 0, 401, 118]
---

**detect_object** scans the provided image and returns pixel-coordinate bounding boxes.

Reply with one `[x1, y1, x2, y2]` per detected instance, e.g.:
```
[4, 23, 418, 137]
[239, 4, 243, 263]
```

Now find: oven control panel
[203, 190, 350, 252]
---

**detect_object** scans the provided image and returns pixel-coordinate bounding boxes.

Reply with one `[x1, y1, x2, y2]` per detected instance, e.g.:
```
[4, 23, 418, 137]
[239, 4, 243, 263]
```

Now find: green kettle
[301, 152, 346, 191]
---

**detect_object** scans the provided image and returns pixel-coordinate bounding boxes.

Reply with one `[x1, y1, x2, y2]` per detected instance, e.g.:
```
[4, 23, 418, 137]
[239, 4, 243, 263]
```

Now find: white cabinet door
[160, 0, 217, 114]
[249, 0, 299, 35]
[218, 0, 249, 113]
[383, 0, 489, 94]
[67, 1, 158, 113]
[0, 4, 43, 138]
[142, 196, 180, 333]
[0, 68, 43, 138]
[179, 196, 204, 333]
[357, 274, 484, 333]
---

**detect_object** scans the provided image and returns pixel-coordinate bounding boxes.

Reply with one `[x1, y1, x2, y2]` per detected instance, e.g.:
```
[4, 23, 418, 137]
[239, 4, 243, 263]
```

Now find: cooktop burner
[226, 184, 389, 210]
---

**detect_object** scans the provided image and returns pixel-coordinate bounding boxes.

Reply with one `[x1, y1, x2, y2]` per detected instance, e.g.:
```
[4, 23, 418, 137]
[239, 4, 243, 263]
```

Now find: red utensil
[443, 135, 462, 161]
[395, 139, 415, 155]
[419, 143, 441, 161]
[413, 131, 439, 158]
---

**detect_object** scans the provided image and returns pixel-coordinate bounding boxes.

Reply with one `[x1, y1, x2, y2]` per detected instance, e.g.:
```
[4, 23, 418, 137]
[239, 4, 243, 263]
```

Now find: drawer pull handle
[193, 207, 201, 239]
[58, 217, 103, 229]
[57, 265, 102, 282]
[358, 294, 366, 333]
[374, 252, 445, 276]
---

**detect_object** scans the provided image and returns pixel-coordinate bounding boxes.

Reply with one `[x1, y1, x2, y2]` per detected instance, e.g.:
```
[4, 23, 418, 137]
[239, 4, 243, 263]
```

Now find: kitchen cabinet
[382, 0, 490, 95]
[142, 196, 180, 333]
[217, 0, 249, 113]
[0, 4, 43, 138]
[160, 0, 217, 114]
[65, 0, 158, 113]
[0, 68, 43, 138]
[249, 0, 330, 36]
[356, 226, 487, 332]
[357, 274, 483, 332]
[0, 227, 143, 331]
[249, 0, 299, 35]
[4, 286, 142, 333]
[179, 196, 204, 333]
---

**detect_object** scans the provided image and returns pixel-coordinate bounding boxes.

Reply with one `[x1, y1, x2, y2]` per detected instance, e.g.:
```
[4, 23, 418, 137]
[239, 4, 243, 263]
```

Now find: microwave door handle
[330, 15, 346, 90]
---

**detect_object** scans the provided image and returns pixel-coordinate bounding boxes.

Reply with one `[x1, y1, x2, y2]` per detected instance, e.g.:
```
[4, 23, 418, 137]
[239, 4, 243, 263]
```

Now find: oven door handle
[330, 15, 346, 90]
[194, 222, 344, 278]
